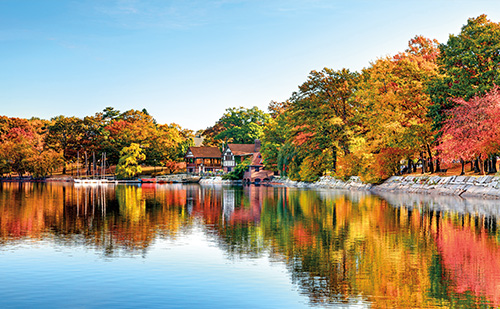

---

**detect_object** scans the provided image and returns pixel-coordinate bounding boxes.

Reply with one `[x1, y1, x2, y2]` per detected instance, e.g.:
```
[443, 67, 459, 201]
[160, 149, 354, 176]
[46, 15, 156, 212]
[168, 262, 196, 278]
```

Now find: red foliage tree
[437, 86, 500, 174]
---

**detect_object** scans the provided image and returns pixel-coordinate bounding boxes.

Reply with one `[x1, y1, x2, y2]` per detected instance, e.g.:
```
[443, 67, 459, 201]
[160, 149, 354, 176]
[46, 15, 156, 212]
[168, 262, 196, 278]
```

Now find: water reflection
[1, 182, 499, 307]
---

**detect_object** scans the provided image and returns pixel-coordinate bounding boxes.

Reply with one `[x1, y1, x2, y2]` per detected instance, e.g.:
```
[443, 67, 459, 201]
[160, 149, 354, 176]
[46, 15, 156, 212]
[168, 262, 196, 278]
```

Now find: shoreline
[263, 175, 500, 200]
[5, 174, 500, 200]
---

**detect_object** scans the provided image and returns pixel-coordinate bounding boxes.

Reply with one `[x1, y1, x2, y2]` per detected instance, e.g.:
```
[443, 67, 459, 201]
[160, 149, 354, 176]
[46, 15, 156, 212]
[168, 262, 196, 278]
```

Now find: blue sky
[1, 0, 500, 131]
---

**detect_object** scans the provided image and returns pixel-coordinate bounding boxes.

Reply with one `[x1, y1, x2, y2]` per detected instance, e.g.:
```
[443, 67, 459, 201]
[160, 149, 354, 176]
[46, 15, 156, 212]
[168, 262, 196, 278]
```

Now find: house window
[255, 167, 260, 172]
[228, 167, 232, 172]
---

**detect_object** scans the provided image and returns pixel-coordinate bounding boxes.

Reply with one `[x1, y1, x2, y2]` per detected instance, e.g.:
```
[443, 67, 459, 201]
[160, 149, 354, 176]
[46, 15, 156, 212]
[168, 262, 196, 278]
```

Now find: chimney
[254, 139, 261, 152]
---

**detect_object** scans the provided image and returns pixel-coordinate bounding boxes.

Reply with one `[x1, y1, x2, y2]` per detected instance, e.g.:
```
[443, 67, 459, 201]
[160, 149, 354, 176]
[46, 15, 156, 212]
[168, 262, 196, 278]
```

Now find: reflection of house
[185, 147, 222, 174]
[230, 186, 261, 224]
[222, 189, 235, 220]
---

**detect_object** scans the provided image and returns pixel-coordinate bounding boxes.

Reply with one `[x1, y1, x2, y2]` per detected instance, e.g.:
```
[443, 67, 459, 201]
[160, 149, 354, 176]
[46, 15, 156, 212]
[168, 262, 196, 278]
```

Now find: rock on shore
[372, 175, 500, 199]
[199, 174, 500, 199]
[271, 176, 373, 190]
[273, 175, 500, 199]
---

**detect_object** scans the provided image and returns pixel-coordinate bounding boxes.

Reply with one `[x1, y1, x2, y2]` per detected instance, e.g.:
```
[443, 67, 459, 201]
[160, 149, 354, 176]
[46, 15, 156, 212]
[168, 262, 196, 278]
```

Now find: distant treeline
[0, 107, 193, 178]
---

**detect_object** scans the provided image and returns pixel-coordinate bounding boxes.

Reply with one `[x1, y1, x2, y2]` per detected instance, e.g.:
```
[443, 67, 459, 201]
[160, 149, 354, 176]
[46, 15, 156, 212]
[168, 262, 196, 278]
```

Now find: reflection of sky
[7, 183, 500, 307]
[0, 225, 329, 308]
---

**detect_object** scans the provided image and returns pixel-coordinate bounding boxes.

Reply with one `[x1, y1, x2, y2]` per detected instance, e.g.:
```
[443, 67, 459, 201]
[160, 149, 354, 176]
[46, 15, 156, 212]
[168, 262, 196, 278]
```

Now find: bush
[359, 148, 406, 183]
[222, 158, 250, 180]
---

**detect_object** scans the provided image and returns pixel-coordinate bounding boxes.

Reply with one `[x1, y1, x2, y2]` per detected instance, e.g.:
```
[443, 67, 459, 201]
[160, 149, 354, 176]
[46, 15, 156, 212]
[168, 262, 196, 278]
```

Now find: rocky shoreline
[270, 176, 374, 191]
[257, 175, 500, 199]
[373, 175, 500, 199]
[180, 174, 500, 199]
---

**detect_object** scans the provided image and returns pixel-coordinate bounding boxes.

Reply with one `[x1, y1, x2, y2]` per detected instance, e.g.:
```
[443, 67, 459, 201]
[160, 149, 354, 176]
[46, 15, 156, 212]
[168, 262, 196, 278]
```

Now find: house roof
[227, 144, 256, 156]
[249, 152, 264, 166]
[186, 146, 221, 158]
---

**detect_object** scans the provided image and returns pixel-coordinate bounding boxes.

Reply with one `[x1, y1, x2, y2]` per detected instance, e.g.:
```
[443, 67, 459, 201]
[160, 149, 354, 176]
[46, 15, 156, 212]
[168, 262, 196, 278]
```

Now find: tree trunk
[62, 149, 67, 175]
[426, 144, 434, 174]
[460, 158, 465, 175]
[492, 156, 498, 174]
[474, 158, 480, 173]
[333, 150, 337, 172]
[85, 152, 89, 176]
[435, 158, 441, 173]
[479, 156, 485, 175]
[406, 157, 411, 174]
[470, 161, 473, 172]
[420, 153, 425, 174]
[93, 152, 96, 178]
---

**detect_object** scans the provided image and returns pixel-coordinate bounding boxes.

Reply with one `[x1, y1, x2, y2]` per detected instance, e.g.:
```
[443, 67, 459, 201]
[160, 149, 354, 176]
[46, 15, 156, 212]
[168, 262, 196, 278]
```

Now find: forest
[2, 15, 500, 183]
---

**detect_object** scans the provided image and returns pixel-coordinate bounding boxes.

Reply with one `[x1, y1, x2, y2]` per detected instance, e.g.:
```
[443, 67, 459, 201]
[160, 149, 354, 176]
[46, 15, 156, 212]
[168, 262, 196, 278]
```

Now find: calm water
[1, 183, 500, 308]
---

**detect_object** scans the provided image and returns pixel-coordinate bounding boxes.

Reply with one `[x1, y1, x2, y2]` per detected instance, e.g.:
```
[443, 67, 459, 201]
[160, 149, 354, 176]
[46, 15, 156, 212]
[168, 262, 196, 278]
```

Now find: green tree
[222, 158, 251, 180]
[428, 14, 500, 131]
[260, 102, 291, 172]
[286, 68, 360, 179]
[115, 143, 146, 179]
[205, 106, 270, 145]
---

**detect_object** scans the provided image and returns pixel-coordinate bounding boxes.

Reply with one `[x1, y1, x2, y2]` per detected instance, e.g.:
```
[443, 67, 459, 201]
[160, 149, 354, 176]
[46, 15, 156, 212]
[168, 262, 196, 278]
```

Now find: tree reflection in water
[0, 182, 499, 307]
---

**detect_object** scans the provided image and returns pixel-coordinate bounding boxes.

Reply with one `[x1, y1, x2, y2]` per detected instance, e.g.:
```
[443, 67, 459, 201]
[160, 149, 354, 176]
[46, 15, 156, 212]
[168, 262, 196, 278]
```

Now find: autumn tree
[147, 123, 194, 168]
[45, 115, 85, 174]
[102, 109, 157, 164]
[437, 87, 500, 175]
[428, 14, 500, 131]
[115, 143, 146, 179]
[354, 36, 440, 181]
[284, 68, 360, 181]
[0, 118, 62, 178]
[26, 149, 63, 178]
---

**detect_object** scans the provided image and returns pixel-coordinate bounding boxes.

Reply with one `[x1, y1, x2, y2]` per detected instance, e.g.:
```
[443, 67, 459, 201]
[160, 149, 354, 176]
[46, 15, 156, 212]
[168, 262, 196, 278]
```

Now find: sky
[1, 0, 500, 131]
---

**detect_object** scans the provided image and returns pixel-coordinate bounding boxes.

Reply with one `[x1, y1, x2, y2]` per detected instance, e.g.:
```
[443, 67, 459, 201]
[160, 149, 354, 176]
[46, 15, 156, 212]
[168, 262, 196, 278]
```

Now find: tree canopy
[203, 106, 270, 146]
[428, 14, 500, 130]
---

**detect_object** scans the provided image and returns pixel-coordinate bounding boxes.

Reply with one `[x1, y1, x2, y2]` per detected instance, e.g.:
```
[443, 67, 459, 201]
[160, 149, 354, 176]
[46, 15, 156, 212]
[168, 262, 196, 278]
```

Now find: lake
[0, 182, 499, 308]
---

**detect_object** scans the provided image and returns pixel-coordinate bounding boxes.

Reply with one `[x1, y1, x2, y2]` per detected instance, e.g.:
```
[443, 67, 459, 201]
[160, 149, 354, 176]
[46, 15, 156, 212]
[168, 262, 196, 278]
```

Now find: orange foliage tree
[352, 36, 440, 180]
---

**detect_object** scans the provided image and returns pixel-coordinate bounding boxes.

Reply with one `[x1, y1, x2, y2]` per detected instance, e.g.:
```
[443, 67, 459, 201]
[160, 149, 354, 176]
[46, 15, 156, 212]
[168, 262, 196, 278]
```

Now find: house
[185, 146, 222, 174]
[223, 140, 274, 183]
[243, 151, 274, 184]
[222, 141, 260, 173]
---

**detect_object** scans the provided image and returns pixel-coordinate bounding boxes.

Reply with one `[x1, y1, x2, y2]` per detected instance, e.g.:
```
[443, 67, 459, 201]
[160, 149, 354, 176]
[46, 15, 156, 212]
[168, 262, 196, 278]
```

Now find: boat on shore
[140, 178, 157, 183]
